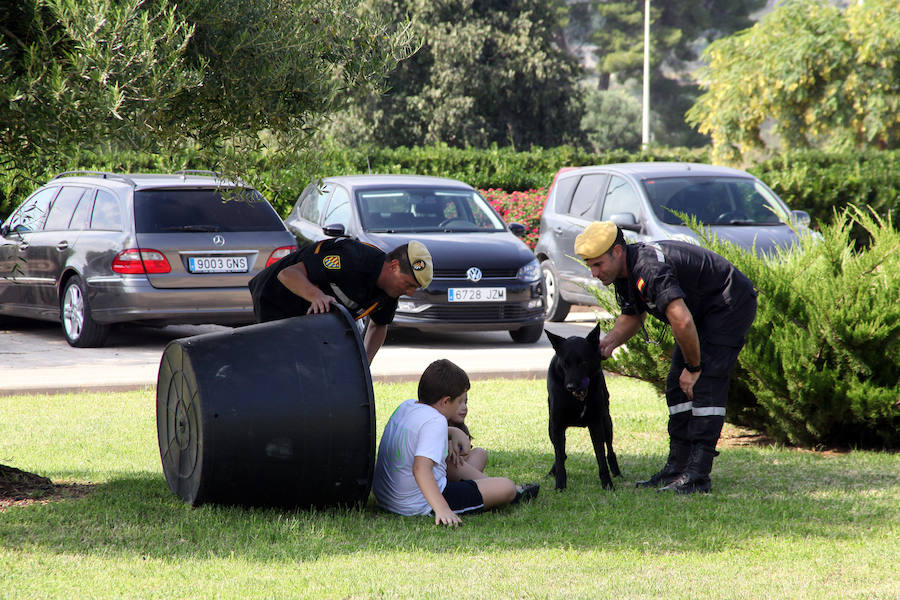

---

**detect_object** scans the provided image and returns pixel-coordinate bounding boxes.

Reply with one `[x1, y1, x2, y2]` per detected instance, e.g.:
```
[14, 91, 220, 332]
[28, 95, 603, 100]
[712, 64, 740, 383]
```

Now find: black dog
[545, 325, 620, 491]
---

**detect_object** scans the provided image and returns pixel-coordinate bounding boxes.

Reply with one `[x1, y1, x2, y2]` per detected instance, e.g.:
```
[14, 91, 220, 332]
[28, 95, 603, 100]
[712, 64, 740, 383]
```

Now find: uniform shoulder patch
[636, 277, 646, 293]
[323, 255, 341, 270]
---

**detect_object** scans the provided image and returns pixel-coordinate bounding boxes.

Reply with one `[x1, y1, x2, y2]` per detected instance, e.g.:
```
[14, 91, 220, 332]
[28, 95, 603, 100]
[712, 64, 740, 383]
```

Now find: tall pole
[642, 0, 651, 149]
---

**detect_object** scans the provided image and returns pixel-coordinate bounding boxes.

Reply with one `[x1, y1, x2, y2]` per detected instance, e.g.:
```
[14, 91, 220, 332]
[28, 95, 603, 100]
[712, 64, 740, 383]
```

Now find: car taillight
[112, 249, 171, 274]
[266, 246, 295, 267]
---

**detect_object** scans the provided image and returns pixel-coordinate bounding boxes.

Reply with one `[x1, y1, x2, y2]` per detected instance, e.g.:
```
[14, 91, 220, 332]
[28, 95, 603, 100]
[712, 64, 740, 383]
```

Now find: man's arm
[597, 312, 645, 358]
[276, 262, 335, 314]
[665, 298, 702, 399]
[363, 322, 388, 364]
[413, 455, 462, 527]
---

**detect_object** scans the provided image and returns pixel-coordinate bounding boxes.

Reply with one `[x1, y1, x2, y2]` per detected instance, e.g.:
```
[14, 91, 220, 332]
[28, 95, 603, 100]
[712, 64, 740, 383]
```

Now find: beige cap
[574, 221, 618, 259]
[407, 240, 433, 288]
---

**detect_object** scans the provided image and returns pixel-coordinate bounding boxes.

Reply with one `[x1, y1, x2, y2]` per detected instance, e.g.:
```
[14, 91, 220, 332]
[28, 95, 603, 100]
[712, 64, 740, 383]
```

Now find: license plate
[188, 256, 248, 273]
[448, 287, 506, 302]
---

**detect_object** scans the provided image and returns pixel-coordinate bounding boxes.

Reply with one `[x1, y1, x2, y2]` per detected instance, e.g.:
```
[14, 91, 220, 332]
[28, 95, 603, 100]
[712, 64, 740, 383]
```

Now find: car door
[320, 185, 357, 237]
[553, 173, 608, 298]
[598, 174, 646, 244]
[0, 187, 59, 315]
[28, 185, 90, 315]
[286, 182, 334, 247]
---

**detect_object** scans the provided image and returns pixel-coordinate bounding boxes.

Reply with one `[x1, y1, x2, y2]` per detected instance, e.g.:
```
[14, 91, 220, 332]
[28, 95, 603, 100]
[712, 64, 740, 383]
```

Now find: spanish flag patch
[323, 255, 341, 270]
[636, 277, 645, 293]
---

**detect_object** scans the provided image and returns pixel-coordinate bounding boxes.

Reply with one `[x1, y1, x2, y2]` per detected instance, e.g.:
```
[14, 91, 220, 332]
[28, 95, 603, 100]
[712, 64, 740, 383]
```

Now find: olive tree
[0, 0, 416, 177]
[687, 0, 900, 163]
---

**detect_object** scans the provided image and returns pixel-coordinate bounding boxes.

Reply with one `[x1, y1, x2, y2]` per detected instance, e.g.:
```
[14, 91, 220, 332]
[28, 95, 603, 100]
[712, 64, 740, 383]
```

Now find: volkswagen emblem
[212, 235, 225, 246]
[466, 267, 482, 282]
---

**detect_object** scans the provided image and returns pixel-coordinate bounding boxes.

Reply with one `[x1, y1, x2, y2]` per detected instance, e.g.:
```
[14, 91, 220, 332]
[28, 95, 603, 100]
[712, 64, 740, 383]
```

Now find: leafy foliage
[688, 0, 900, 163]
[590, 208, 900, 449]
[0, 0, 417, 176]
[327, 0, 585, 149]
[586, 0, 765, 148]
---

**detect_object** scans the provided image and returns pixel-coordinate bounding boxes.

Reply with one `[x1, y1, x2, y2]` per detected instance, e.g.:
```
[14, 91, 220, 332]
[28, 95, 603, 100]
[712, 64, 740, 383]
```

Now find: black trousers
[664, 297, 757, 448]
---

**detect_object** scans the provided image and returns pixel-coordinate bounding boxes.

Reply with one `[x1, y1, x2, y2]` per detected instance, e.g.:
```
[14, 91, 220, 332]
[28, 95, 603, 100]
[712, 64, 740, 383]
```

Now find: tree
[686, 0, 900, 164]
[580, 88, 644, 151]
[0, 0, 415, 488]
[587, 0, 766, 147]
[0, 0, 417, 177]
[327, 0, 585, 149]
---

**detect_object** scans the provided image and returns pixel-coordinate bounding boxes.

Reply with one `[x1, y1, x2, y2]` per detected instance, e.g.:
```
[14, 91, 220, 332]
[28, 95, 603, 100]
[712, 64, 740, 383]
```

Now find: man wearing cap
[249, 239, 432, 363]
[575, 221, 757, 494]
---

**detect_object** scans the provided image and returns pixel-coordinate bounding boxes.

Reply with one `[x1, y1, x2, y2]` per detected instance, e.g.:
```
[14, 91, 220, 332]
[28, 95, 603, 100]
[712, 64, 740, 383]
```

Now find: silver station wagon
[0, 171, 296, 347]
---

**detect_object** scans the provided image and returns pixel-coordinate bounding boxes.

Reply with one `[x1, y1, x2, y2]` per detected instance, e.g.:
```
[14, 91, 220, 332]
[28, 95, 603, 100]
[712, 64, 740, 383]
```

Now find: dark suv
[0, 171, 296, 347]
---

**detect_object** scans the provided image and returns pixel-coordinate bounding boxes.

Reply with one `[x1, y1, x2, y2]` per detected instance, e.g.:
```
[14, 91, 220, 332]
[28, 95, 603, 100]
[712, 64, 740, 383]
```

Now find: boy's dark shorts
[441, 480, 484, 514]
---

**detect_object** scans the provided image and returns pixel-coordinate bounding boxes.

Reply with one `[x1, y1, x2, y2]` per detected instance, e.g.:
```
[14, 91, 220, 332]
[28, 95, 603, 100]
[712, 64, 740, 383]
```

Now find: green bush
[1, 144, 708, 220]
[591, 207, 900, 449]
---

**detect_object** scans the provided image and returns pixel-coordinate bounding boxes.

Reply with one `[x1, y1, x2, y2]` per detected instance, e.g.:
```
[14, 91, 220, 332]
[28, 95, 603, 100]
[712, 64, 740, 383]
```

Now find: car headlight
[517, 258, 541, 282]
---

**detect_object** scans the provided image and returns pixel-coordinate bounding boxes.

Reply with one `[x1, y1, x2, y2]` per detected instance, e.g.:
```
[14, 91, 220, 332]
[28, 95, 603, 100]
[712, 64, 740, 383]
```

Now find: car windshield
[641, 176, 789, 226]
[356, 188, 506, 233]
[134, 188, 285, 233]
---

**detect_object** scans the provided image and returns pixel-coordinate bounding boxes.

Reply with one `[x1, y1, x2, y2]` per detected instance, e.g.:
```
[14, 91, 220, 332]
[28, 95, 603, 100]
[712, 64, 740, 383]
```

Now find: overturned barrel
[156, 306, 375, 508]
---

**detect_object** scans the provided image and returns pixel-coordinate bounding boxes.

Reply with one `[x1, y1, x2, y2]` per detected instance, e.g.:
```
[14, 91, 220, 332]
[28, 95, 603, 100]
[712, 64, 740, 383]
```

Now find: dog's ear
[585, 323, 603, 348]
[545, 329, 566, 352]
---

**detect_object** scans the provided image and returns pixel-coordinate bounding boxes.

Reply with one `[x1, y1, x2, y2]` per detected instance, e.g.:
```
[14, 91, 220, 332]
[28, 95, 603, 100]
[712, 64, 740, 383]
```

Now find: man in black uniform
[575, 221, 757, 494]
[249, 239, 432, 364]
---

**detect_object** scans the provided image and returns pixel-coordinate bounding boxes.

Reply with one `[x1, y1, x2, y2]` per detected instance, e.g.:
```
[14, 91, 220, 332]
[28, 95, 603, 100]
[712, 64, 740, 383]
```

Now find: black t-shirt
[249, 238, 398, 325]
[612, 241, 756, 346]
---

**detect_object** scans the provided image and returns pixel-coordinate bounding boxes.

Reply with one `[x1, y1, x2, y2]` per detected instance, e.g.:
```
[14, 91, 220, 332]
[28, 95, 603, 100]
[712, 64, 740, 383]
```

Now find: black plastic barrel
[156, 306, 375, 508]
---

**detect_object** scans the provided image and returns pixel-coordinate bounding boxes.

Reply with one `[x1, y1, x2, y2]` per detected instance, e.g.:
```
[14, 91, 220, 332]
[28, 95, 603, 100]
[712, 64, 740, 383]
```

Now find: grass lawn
[1, 376, 898, 599]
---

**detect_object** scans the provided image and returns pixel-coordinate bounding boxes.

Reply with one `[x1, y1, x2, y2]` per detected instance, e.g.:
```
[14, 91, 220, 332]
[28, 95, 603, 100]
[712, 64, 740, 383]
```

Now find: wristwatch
[685, 362, 703, 373]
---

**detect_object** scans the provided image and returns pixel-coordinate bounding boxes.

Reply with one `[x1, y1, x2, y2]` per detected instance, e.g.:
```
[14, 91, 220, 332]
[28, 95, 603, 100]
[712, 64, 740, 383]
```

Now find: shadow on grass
[2, 445, 898, 562]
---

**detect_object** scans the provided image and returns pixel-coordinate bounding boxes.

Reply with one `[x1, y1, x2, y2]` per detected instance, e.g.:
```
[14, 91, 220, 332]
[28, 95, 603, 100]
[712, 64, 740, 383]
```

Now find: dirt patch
[0, 464, 94, 511]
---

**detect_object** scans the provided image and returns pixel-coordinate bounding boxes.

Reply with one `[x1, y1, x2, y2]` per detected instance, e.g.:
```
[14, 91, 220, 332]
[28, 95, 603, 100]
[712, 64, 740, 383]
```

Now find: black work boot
[658, 445, 718, 494]
[635, 440, 691, 488]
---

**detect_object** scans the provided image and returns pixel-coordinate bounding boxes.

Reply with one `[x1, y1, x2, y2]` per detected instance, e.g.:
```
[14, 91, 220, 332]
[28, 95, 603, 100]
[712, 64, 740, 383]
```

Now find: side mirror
[609, 212, 641, 232]
[0, 223, 8, 237]
[508, 222, 526, 237]
[322, 223, 348, 238]
[790, 210, 811, 228]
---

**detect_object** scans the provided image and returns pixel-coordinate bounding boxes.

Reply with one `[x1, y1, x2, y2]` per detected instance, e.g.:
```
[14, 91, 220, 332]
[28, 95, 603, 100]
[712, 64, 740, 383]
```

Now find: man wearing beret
[575, 221, 757, 494]
[249, 239, 432, 363]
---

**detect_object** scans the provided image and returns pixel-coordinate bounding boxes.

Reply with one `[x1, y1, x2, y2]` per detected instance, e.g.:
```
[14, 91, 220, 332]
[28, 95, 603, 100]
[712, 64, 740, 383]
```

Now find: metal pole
[642, 0, 650, 149]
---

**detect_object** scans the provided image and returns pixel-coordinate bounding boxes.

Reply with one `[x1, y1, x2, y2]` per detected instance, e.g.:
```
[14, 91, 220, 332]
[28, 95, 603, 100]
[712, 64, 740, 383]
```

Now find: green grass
[1, 378, 898, 599]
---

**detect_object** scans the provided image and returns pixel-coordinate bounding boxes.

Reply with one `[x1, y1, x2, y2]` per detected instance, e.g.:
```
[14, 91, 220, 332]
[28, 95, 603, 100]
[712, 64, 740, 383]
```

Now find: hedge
[4, 146, 900, 235]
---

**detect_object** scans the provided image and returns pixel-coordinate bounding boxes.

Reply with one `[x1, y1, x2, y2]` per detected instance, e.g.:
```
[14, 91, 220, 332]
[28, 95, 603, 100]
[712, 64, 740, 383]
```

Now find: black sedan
[284, 175, 545, 343]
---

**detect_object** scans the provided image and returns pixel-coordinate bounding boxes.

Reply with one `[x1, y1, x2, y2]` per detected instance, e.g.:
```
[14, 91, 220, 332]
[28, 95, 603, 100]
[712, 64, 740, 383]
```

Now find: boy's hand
[434, 507, 462, 527]
[448, 427, 471, 467]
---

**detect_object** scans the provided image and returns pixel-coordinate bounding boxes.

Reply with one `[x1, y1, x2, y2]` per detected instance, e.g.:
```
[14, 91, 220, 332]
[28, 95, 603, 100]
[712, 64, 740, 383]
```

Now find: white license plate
[188, 256, 248, 273]
[448, 287, 507, 302]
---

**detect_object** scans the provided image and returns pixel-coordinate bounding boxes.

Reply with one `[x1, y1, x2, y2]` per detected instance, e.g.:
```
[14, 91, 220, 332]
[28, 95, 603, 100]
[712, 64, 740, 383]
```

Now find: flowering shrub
[480, 187, 547, 249]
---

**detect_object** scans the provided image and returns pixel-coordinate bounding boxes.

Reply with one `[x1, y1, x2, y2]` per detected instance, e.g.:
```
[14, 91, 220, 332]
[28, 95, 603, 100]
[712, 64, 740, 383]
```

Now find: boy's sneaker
[512, 483, 540, 504]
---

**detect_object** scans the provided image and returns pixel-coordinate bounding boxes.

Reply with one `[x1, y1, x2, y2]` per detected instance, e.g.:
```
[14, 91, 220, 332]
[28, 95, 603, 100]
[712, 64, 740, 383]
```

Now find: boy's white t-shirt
[373, 399, 448, 516]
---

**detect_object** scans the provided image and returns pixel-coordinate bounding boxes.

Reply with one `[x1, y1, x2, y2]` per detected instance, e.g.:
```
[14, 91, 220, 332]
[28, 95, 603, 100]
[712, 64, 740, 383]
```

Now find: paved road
[0, 310, 606, 395]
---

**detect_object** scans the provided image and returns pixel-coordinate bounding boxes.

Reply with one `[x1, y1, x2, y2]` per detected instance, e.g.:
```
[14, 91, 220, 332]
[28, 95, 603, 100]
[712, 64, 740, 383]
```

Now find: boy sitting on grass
[373, 359, 538, 527]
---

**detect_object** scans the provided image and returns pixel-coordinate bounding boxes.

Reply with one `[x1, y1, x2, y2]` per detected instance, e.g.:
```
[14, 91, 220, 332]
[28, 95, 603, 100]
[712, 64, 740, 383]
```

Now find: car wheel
[61, 276, 109, 348]
[541, 260, 571, 322]
[509, 322, 543, 344]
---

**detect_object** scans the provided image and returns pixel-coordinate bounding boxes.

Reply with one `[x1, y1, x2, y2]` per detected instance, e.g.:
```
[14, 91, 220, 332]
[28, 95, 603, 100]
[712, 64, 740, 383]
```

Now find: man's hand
[306, 290, 336, 314]
[679, 368, 701, 400]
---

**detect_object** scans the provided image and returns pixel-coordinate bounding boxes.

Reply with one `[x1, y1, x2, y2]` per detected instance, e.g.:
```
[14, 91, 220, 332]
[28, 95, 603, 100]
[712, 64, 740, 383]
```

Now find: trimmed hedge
[3, 145, 899, 238]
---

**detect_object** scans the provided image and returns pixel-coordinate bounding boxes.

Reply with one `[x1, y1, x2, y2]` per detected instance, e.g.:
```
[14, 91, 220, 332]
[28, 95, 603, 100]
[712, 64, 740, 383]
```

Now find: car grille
[433, 267, 519, 280]
[414, 304, 543, 322]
